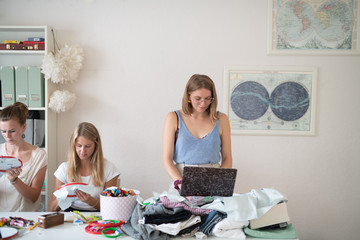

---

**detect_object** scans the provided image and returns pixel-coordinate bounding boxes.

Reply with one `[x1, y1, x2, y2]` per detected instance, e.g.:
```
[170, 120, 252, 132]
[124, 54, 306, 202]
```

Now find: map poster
[223, 66, 317, 135]
[268, 0, 360, 55]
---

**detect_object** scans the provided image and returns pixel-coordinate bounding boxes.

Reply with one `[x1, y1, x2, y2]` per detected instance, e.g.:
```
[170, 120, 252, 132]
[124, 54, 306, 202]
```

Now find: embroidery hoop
[56, 182, 88, 197]
[84, 225, 115, 235]
[85, 220, 124, 235]
[0, 156, 23, 172]
[101, 227, 123, 238]
[0, 227, 18, 239]
[88, 220, 124, 228]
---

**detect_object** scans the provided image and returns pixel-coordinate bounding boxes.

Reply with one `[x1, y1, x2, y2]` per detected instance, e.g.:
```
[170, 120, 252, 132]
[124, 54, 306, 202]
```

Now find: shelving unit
[0, 25, 57, 211]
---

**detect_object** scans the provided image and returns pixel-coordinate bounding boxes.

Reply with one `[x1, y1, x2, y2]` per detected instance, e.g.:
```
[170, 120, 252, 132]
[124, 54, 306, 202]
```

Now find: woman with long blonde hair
[50, 122, 120, 211]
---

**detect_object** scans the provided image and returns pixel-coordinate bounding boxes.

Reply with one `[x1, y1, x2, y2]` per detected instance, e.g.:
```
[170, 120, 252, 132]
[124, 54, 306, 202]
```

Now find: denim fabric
[144, 209, 192, 224]
[121, 203, 170, 240]
[199, 210, 227, 235]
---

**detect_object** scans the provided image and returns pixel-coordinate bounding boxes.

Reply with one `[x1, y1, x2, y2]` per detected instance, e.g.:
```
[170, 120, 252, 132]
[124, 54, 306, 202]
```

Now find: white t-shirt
[54, 159, 120, 211]
[0, 144, 47, 212]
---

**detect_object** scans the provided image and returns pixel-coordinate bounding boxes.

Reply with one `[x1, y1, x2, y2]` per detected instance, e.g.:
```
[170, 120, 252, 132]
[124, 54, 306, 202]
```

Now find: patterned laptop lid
[180, 166, 237, 197]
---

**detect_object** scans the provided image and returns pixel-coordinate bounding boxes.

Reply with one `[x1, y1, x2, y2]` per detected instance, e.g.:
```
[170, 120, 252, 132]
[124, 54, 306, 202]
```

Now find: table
[0, 212, 298, 239]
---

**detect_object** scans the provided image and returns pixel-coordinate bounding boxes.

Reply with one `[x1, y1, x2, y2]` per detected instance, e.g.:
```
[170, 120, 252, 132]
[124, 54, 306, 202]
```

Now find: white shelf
[0, 50, 46, 55]
[0, 25, 57, 211]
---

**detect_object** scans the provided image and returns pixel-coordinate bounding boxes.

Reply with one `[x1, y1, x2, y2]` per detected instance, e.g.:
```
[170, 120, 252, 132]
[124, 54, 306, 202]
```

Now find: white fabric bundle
[212, 218, 248, 239]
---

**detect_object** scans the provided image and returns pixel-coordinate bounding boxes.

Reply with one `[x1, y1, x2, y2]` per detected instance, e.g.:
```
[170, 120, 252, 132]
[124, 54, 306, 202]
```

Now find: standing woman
[163, 74, 232, 185]
[50, 122, 120, 211]
[0, 102, 47, 211]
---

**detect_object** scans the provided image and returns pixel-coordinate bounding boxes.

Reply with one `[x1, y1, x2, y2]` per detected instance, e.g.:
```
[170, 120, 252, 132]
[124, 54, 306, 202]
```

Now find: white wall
[2, 0, 360, 239]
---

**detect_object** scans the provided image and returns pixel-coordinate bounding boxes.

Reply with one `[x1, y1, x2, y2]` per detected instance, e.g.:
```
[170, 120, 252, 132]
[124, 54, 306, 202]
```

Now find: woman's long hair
[67, 122, 104, 186]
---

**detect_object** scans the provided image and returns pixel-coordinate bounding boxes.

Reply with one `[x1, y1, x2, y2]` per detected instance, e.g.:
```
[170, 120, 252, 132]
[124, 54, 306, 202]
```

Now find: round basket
[100, 189, 139, 222]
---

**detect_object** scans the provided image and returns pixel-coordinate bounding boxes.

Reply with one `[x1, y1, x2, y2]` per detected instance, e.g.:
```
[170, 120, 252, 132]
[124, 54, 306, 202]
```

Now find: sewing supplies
[73, 219, 84, 225]
[72, 211, 88, 222]
[0, 217, 7, 227]
[101, 187, 136, 197]
[72, 211, 101, 223]
[0, 156, 23, 172]
[54, 183, 93, 210]
[8, 216, 35, 228]
[88, 220, 124, 228]
[56, 182, 88, 197]
[100, 187, 140, 221]
[84, 220, 124, 235]
[101, 227, 123, 238]
[0, 227, 18, 239]
[38, 213, 64, 228]
[28, 222, 39, 231]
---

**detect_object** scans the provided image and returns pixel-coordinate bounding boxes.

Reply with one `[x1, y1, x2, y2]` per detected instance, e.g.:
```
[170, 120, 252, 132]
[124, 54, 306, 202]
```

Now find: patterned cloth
[159, 196, 213, 216]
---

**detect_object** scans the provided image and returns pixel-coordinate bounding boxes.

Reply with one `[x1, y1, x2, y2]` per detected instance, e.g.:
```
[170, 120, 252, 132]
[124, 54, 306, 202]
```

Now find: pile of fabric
[122, 188, 296, 240]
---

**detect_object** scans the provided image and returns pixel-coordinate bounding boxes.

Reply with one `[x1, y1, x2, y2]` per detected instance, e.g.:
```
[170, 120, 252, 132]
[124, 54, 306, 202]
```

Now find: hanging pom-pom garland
[41, 44, 84, 84]
[48, 90, 77, 113]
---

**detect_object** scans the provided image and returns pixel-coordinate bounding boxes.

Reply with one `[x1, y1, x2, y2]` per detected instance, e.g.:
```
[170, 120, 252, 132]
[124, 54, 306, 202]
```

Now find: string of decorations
[41, 29, 84, 113]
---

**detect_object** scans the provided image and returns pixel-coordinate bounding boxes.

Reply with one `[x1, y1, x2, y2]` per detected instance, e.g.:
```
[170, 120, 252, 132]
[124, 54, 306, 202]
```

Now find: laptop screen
[180, 166, 237, 197]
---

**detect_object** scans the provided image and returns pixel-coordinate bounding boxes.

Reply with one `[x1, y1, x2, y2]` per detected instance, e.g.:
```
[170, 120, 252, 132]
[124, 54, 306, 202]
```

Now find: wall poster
[223, 66, 317, 135]
[268, 0, 360, 55]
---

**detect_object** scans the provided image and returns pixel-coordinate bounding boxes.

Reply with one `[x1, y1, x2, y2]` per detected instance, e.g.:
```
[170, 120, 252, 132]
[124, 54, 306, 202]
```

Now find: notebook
[180, 166, 237, 197]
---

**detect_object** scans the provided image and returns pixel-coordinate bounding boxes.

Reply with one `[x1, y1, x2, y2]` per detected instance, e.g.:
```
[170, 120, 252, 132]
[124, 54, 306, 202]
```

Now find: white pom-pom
[48, 90, 77, 113]
[41, 44, 84, 84]
[41, 52, 58, 82]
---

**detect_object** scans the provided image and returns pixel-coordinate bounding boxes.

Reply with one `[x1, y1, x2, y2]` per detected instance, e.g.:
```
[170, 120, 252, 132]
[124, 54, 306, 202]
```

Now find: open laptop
[180, 166, 237, 197]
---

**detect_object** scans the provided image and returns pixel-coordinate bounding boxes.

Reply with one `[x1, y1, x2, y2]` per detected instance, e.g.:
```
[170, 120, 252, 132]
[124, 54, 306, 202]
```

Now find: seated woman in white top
[0, 102, 47, 212]
[49, 122, 120, 211]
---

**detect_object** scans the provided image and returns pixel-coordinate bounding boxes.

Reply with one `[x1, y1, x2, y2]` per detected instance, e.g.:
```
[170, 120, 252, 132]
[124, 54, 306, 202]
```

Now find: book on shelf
[23, 41, 45, 44]
[4, 40, 21, 44]
[28, 37, 45, 42]
[249, 202, 290, 230]
[0, 43, 45, 50]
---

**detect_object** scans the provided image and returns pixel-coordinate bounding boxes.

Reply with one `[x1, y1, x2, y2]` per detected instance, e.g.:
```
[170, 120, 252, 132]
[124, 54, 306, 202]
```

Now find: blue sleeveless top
[173, 111, 221, 165]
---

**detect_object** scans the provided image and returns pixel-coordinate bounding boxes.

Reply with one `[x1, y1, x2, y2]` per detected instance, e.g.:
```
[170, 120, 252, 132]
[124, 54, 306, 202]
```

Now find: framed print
[223, 66, 317, 135]
[268, 0, 360, 55]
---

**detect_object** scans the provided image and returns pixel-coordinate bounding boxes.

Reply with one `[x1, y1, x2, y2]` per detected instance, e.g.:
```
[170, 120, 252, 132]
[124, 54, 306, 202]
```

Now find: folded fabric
[178, 214, 207, 237]
[144, 202, 182, 216]
[201, 188, 288, 222]
[148, 215, 201, 236]
[244, 224, 298, 239]
[160, 196, 212, 216]
[121, 203, 170, 240]
[212, 218, 248, 239]
[144, 209, 192, 224]
[187, 196, 214, 207]
[199, 210, 227, 235]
